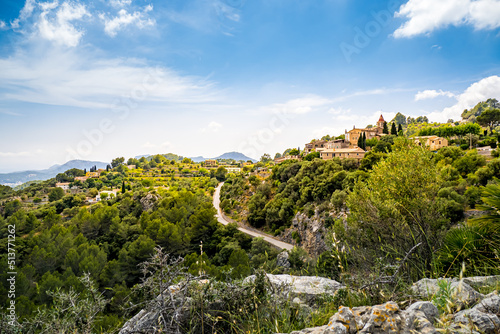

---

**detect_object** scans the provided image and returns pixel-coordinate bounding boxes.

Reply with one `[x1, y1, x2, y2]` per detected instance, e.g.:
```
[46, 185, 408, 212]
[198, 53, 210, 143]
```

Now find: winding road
[213, 183, 294, 250]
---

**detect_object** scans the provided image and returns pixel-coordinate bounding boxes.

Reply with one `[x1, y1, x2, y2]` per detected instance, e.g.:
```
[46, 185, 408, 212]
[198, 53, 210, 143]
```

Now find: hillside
[0, 159, 108, 185]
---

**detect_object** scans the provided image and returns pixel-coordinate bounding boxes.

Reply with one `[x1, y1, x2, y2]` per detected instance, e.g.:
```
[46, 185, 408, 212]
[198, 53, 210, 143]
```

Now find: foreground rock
[286, 301, 439, 334]
[244, 274, 345, 306]
[286, 276, 500, 334]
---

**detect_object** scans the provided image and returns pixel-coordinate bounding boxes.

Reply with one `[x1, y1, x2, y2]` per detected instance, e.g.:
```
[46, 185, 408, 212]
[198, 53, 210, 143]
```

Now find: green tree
[48, 187, 65, 202]
[347, 138, 447, 278]
[121, 181, 126, 194]
[260, 154, 272, 163]
[215, 166, 228, 182]
[111, 157, 125, 168]
[477, 108, 500, 129]
[382, 122, 389, 134]
[390, 122, 397, 135]
[392, 112, 407, 125]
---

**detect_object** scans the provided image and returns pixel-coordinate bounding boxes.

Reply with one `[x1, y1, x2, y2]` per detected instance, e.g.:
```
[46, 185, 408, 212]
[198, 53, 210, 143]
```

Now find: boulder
[462, 276, 500, 290]
[453, 308, 500, 334]
[277, 251, 291, 269]
[244, 274, 344, 305]
[411, 278, 483, 306]
[406, 301, 439, 323]
[473, 294, 500, 315]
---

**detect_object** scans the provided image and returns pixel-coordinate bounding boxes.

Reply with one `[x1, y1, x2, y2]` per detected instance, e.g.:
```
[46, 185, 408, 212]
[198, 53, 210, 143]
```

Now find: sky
[0, 0, 500, 172]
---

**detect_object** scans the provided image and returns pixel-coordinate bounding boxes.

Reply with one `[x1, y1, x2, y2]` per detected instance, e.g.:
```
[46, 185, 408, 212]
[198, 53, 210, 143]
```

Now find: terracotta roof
[378, 114, 385, 122]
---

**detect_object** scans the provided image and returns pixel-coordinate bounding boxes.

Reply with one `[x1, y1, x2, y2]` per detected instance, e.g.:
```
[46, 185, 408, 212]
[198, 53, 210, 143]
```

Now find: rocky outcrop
[244, 274, 345, 306]
[139, 193, 159, 211]
[411, 278, 485, 307]
[286, 276, 500, 334]
[286, 302, 439, 334]
[281, 210, 346, 256]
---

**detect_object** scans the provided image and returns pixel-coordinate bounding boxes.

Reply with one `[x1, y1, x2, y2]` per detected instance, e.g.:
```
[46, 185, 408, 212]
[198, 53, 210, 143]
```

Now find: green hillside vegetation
[461, 98, 500, 122]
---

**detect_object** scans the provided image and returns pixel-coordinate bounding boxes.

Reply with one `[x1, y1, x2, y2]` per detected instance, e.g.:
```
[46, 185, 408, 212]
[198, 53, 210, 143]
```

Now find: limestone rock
[277, 251, 291, 269]
[139, 193, 159, 211]
[406, 301, 439, 323]
[244, 274, 344, 306]
[450, 281, 484, 306]
[473, 294, 500, 315]
[411, 278, 483, 306]
[462, 275, 500, 290]
[453, 308, 500, 334]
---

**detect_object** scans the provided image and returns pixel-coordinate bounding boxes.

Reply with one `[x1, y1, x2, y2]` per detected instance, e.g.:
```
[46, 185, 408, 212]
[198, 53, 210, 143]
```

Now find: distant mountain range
[190, 152, 257, 163]
[1, 151, 257, 187]
[0, 160, 109, 186]
[135, 152, 257, 163]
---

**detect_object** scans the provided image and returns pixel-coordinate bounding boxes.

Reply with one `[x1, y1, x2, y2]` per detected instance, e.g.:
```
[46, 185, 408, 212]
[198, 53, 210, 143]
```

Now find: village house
[225, 166, 242, 173]
[56, 182, 70, 190]
[86, 171, 101, 178]
[203, 159, 218, 168]
[326, 139, 350, 150]
[345, 115, 386, 145]
[127, 165, 136, 170]
[413, 136, 449, 151]
[274, 155, 302, 164]
[320, 147, 366, 162]
[74, 176, 89, 182]
[304, 140, 327, 154]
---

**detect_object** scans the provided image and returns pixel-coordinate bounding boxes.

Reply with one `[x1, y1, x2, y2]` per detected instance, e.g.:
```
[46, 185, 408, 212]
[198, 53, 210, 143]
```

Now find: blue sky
[0, 0, 500, 172]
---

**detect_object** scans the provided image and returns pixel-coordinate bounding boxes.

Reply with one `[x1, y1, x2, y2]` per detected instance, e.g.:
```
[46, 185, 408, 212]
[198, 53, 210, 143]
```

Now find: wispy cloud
[0, 47, 221, 109]
[415, 89, 456, 101]
[99, 5, 155, 37]
[394, 0, 500, 38]
[109, 0, 133, 8]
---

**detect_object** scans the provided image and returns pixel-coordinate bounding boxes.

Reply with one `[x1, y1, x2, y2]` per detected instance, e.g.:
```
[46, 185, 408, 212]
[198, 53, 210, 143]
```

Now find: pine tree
[383, 122, 389, 134]
[391, 122, 397, 135]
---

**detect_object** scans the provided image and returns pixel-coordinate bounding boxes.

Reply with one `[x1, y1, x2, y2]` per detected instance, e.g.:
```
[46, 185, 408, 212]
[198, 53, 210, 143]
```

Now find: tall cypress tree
[383, 122, 389, 134]
[398, 124, 403, 136]
[122, 181, 126, 194]
[391, 122, 397, 135]
[362, 132, 366, 150]
[357, 134, 363, 148]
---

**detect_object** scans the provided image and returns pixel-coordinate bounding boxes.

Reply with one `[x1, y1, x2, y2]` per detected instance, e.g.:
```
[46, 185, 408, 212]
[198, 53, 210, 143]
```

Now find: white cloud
[394, 0, 500, 38]
[110, 0, 133, 8]
[0, 21, 6, 29]
[0, 48, 221, 109]
[203, 121, 223, 132]
[265, 95, 332, 115]
[36, 1, 90, 47]
[11, 0, 36, 29]
[426, 76, 500, 122]
[100, 5, 155, 37]
[415, 89, 456, 101]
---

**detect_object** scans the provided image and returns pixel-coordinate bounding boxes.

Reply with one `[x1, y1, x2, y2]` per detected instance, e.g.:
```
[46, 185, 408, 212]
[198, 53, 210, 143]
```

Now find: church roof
[378, 114, 385, 122]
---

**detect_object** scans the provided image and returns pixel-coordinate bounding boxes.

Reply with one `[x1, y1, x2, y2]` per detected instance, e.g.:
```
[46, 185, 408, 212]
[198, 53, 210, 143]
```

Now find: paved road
[213, 183, 294, 250]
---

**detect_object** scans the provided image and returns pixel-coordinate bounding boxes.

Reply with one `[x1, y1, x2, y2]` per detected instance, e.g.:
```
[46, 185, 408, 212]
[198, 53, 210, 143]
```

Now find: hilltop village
[275, 114, 451, 164]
